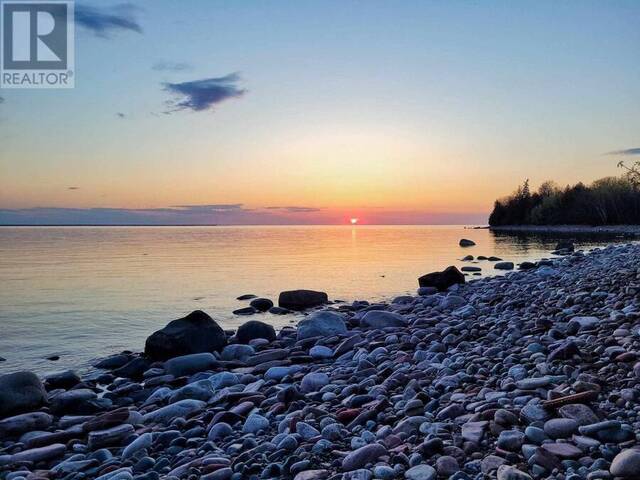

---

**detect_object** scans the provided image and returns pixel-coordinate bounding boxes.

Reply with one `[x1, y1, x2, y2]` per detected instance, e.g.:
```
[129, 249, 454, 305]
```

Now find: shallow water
[0, 225, 628, 375]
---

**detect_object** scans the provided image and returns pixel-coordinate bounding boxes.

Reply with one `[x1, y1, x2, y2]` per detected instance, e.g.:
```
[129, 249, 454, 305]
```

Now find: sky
[0, 0, 639, 225]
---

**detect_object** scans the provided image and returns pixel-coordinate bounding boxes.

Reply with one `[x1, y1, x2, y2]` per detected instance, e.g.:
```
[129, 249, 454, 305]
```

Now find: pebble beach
[2, 242, 640, 480]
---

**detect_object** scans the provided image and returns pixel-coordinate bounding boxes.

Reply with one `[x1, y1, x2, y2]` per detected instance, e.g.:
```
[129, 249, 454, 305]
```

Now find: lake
[0, 225, 627, 375]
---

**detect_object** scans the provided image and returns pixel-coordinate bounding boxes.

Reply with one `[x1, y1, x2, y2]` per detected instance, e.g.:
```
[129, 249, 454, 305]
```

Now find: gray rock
[300, 372, 330, 393]
[0, 371, 47, 417]
[297, 311, 347, 340]
[342, 443, 387, 471]
[236, 320, 276, 343]
[164, 352, 218, 377]
[495, 261, 514, 270]
[610, 448, 640, 477]
[243, 413, 269, 433]
[497, 465, 532, 480]
[309, 345, 333, 359]
[142, 399, 206, 424]
[0, 412, 53, 436]
[144, 310, 227, 360]
[404, 464, 436, 480]
[360, 310, 407, 329]
[278, 289, 328, 311]
[220, 344, 255, 361]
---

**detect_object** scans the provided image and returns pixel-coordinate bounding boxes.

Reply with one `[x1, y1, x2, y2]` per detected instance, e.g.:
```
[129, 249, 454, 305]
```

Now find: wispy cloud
[67, 186, 80, 190]
[152, 61, 193, 72]
[75, 3, 142, 37]
[608, 147, 640, 156]
[265, 206, 322, 213]
[169, 204, 247, 212]
[116, 112, 126, 119]
[163, 73, 246, 113]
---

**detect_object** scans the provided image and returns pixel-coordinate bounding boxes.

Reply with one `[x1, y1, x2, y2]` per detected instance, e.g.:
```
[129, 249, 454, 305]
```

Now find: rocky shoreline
[2, 243, 640, 480]
[489, 225, 640, 236]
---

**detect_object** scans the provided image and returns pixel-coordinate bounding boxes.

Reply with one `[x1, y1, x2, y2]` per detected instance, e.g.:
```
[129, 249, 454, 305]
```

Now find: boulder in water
[459, 239, 476, 247]
[249, 298, 274, 312]
[278, 290, 328, 311]
[418, 266, 465, 291]
[144, 310, 227, 360]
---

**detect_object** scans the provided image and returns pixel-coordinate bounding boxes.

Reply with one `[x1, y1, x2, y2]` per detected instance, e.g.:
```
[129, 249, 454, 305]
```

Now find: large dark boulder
[0, 371, 47, 418]
[236, 320, 276, 344]
[278, 290, 328, 311]
[145, 310, 227, 361]
[418, 266, 465, 291]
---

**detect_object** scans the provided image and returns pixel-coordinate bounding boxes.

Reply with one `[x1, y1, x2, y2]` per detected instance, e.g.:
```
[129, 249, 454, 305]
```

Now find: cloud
[75, 3, 142, 37]
[608, 148, 640, 156]
[169, 204, 247, 212]
[116, 112, 126, 118]
[67, 186, 80, 190]
[163, 73, 246, 113]
[152, 61, 193, 72]
[265, 206, 322, 213]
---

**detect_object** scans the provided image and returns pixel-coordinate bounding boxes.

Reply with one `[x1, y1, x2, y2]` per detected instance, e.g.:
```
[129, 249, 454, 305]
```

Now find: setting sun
[350, 218, 358, 225]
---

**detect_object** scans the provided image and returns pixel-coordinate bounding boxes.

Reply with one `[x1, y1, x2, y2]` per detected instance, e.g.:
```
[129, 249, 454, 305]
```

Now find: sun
[350, 218, 358, 225]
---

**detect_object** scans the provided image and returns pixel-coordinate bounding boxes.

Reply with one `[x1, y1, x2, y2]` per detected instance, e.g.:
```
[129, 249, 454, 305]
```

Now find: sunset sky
[0, 0, 639, 225]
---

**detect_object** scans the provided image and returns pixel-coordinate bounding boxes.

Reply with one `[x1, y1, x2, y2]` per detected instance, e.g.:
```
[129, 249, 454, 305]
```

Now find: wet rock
[497, 465, 533, 480]
[459, 239, 476, 247]
[495, 261, 514, 270]
[236, 320, 276, 343]
[144, 310, 227, 360]
[278, 290, 328, 310]
[44, 370, 81, 390]
[0, 412, 53, 437]
[0, 371, 47, 417]
[418, 266, 465, 291]
[249, 298, 274, 312]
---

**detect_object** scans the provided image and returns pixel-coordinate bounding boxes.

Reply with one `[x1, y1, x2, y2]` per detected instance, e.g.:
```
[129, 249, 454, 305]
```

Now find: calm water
[0, 226, 627, 375]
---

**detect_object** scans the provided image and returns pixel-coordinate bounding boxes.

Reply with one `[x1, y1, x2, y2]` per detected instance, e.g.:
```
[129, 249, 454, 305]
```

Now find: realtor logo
[1, 0, 74, 88]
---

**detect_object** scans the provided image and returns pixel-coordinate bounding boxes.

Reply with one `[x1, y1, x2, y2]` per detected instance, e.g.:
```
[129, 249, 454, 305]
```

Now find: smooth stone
[220, 344, 255, 361]
[44, 370, 81, 390]
[418, 266, 465, 291]
[404, 464, 436, 480]
[122, 432, 152, 459]
[459, 238, 476, 247]
[236, 320, 276, 343]
[300, 372, 330, 393]
[497, 465, 533, 480]
[164, 352, 218, 377]
[544, 418, 579, 438]
[278, 290, 328, 311]
[88, 424, 134, 449]
[248, 298, 274, 312]
[360, 310, 407, 329]
[342, 444, 388, 471]
[495, 262, 515, 270]
[0, 412, 53, 436]
[144, 310, 227, 360]
[243, 413, 269, 433]
[142, 399, 206, 424]
[309, 345, 333, 359]
[497, 430, 525, 451]
[0, 371, 47, 417]
[296, 422, 320, 440]
[610, 449, 640, 477]
[297, 311, 347, 340]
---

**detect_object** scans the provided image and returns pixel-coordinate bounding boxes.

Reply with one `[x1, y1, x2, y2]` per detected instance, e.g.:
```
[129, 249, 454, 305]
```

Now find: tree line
[488, 161, 640, 226]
